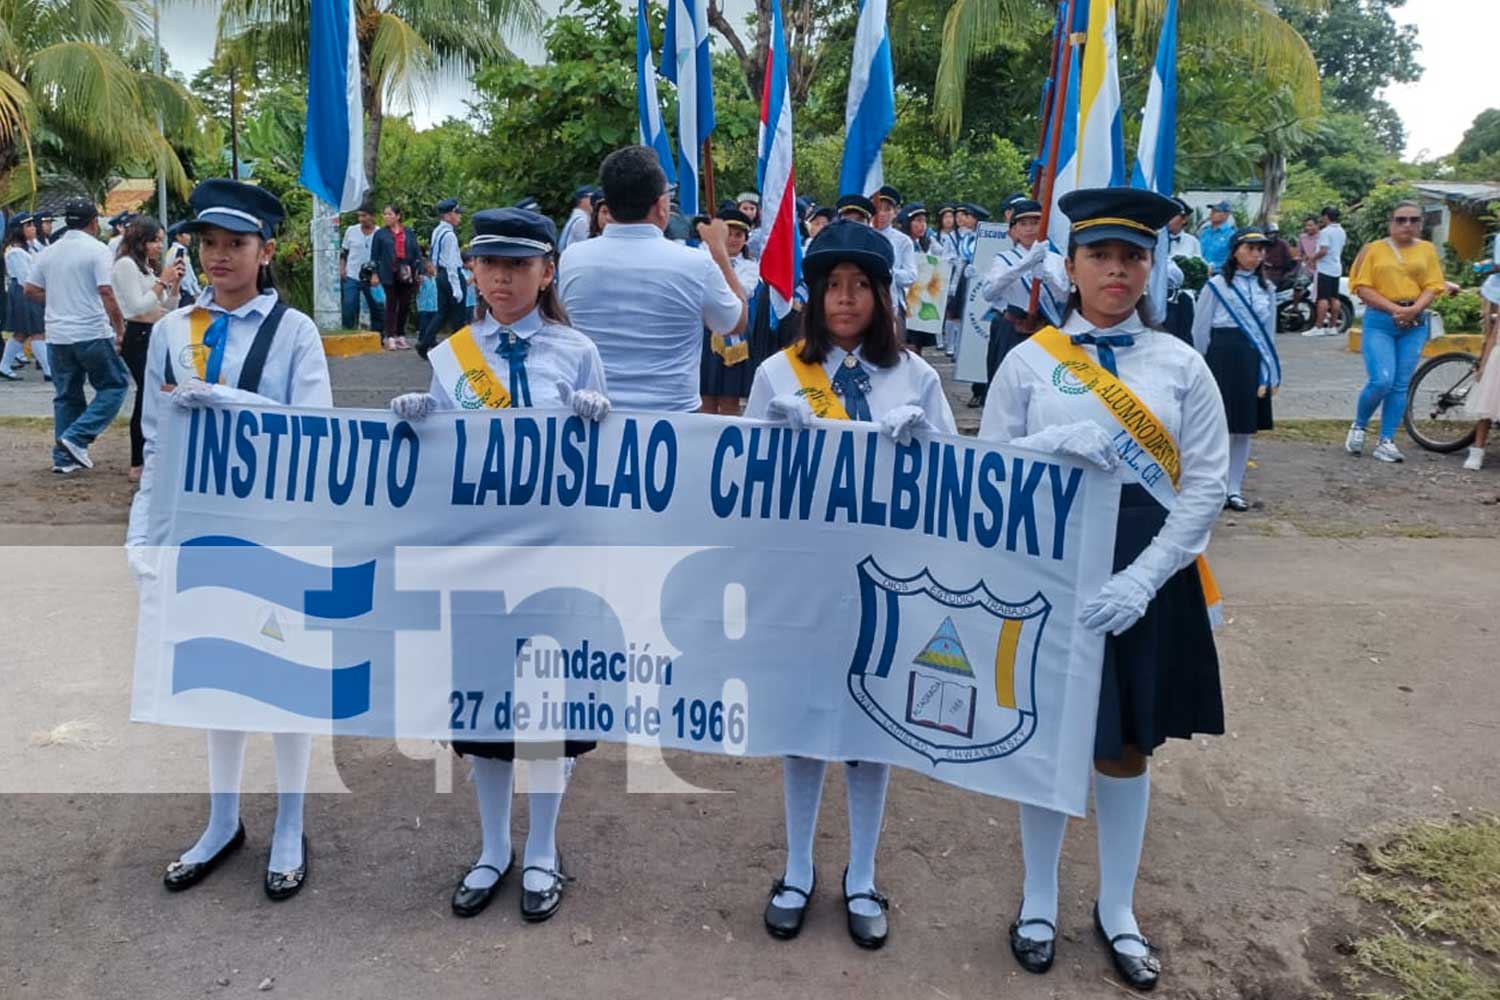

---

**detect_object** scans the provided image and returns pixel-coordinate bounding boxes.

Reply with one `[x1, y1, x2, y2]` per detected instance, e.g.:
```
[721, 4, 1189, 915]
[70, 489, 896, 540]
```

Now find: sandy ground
[2, 401, 1498, 999]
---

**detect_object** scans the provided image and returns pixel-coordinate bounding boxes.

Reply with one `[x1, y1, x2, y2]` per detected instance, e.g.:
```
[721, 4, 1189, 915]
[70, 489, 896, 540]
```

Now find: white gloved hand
[555, 380, 611, 422]
[390, 392, 437, 421]
[170, 380, 277, 410]
[879, 403, 932, 446]
[126, 546, 156, 588]
[1009, 420, 1121, 473]
[1019, 242, 1048, 269]
[1079, 567, 1154, 636]
[765, 393, 816, 431]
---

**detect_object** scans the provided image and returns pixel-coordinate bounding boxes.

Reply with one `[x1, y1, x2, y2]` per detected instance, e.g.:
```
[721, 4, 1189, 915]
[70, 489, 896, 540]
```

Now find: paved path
[0, 331, 1368, 423]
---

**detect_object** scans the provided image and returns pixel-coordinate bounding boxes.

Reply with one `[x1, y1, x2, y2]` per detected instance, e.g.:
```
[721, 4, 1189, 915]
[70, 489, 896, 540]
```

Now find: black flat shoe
[264, 836, 309, 901]
[1094, 903, 1161, 992]
[519, 854, 569, 923]
[1224, 493, 1249, 512]
[763, 871, 816, 940]
[1008, 916, 1057, 974]
[163, 822, 245, 892]
[451, 854, 514, 918]
[842, 867, 889, 950]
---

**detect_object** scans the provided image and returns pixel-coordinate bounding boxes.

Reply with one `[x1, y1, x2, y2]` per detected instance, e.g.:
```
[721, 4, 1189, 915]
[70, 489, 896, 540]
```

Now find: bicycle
[1404, 350, 1481, 452]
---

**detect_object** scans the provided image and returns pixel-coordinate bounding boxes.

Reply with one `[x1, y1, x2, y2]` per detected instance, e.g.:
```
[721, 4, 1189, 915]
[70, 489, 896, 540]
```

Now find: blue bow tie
[496, 329, 532, 406]
[830, 355, 873, 421]
[202, 313, 231, 384]
[1070, 331, 1135, 376]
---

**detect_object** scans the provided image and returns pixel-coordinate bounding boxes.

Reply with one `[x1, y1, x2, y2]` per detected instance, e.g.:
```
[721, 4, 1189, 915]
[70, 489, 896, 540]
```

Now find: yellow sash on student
[780, 345, 849, 420]
[1030, 326, 1224, 621]
[443, 325, 512, 409]
[184, 308, 215, 383]
[711, 332, 750, 367]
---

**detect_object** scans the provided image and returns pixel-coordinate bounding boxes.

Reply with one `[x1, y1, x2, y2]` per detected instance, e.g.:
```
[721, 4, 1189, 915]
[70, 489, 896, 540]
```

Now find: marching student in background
[389, 207, 611, 923]
[954, 202, 990, 405]
[126, 179, 331, 901]
[899, 203, 943, 353]
[872, 186, 917, 330]
[979, 198, 1069, 381]
[422, 198, 467, 359]
[112, 216, 183, 481]
[1, 213, 46, 381]
[699, 207, 762, 415]
[936, 203, 961, 259]
[558, 186, 596, 252]
[1165, 199, 1201, 261]
[748, 220, 956, 952]
[165, 222, 202, 308]
[980, 187, 1228, 993]
[1191, 227, 1280, 511]
[805, 205, 834, 246]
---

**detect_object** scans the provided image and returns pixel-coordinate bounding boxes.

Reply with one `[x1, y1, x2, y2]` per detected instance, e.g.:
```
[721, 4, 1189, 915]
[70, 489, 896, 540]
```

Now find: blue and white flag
[636, 0, 677, 183]
[1044, 0, 1087, 247]
[300, 0, 368, 211]
[1130, 0, 1179, 323]
[661, 0, 715, 214]
[838, 0, 895, 197]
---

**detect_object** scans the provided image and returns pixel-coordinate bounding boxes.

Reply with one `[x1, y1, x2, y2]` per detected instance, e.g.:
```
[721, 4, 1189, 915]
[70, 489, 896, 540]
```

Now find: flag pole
[1031, 0, 1068, 183]
[702, 137, 717, 212]
[1028, 6, 1083, 325]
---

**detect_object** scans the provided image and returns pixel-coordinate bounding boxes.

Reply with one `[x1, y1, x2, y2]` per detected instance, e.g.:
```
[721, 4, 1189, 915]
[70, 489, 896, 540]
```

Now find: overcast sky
[161, 0, 1492, 162]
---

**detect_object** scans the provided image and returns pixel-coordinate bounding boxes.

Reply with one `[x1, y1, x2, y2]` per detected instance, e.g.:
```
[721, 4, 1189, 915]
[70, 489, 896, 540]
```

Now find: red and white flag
[756, 0, 801, 319]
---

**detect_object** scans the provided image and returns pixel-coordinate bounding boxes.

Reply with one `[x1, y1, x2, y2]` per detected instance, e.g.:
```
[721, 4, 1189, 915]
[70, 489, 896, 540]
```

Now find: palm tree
[218, 0, 544, 208]
[0, 0, 206, 206]
[931, 0, 1324, 143]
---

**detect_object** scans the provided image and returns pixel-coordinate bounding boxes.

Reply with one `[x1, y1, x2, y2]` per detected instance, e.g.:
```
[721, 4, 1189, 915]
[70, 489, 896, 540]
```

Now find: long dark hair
[1222, 243, 1269, 291]
[4, 218, 32, 250]
[799, 263, 902, 368]
[116, 216, 163, 274]
[1061, 236, 1156, 326]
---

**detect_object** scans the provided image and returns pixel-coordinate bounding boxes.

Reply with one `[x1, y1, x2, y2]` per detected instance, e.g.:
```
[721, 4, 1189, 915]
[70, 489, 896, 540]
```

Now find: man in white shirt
[872, 186, 918, 319]
[559, 145, 747, 413]
[1165, 199, 1202, 260]
[1311, 205, 1348, 336]
[24, 200, 128, 473]
[558, 186, 596, 253]
[339, 209, 383, 330]
[422, 197, 467, 357]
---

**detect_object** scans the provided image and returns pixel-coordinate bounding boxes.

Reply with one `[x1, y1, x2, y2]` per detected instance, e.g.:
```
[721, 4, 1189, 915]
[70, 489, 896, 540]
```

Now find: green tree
[0, 0, 207, 207]
[1454, 109, 1500, 164]
[218, 0, 543, 209]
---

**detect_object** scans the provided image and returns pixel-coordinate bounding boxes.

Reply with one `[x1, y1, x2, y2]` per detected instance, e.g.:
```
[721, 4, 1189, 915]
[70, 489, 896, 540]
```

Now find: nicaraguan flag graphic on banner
[756, 0, 801, 319]
[1131, 0, 1179, 324]
[636, 0, 678, 183]
[661, 0, 715, 214]
[838, 0, 894, 197]
[300, 0, 368, 211]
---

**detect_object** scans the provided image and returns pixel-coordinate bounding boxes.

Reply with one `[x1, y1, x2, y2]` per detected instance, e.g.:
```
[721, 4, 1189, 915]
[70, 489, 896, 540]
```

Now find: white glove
[1008, 421, 1122, 472]
[1079, 566, 1154, 636]
[879, 403, 932, 446]
[390, 392, 437, 421]
[765, 393, 815, 431]
[170, 379, 277, 410]
[555, 381, 611, 422]
[126, 546, 156, 588]
[1019, 242, 1048, 269]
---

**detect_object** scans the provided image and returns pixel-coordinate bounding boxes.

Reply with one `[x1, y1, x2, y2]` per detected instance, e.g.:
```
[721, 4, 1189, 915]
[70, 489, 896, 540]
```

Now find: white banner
[131, 406, 1119, 815]
[954, 222, 1014, 384]
[904, 253, 954, 334]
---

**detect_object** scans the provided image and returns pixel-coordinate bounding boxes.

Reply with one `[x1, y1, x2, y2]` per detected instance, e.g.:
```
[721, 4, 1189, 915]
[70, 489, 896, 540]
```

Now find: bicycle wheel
[1404, 352, 1480, 453]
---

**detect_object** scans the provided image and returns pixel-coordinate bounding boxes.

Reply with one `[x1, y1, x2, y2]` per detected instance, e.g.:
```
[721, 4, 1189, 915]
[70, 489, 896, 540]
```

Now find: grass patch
[1264, 419, 1358, 446]
[1353, 935, 1496, 1000]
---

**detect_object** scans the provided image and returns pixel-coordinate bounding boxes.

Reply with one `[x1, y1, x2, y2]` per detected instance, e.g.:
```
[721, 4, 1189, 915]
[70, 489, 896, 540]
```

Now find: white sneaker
[52, 461, 82, 474]
[59, 437, 94, 469]
[1372, 439, 1404, 463]
[1344, 426, 1365, 455]
[1463, 447, 1485, 471]
[1300, 327, 1328, 338]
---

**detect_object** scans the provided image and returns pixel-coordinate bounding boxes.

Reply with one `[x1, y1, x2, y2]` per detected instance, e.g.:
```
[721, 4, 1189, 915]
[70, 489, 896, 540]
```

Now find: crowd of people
[0, 141, 1496, 992]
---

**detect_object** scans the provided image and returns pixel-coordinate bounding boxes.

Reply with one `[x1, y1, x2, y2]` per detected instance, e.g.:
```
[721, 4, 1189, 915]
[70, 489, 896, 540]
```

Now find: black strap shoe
[519, 854, 570, 923]
[763, 871, 815, 941]
[842, 867, 889, 950]
[451, 853, 514, 918]
[264, 835, 310, 902]
[163, 822, 246, 892]
[1008, 916, 1057, 974]
[1094, 903, 1161, 992]
[1224, 493, 1250, 512]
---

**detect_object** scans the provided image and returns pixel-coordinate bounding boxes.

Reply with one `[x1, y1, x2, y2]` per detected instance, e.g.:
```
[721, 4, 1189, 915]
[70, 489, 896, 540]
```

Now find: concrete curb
[1346, 328, 1484, 358]
[322, 332, 383, 358]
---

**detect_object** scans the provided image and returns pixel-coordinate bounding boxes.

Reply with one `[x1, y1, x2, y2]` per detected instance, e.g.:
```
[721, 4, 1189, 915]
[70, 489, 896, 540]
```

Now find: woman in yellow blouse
[1343, 200, 1447, 463]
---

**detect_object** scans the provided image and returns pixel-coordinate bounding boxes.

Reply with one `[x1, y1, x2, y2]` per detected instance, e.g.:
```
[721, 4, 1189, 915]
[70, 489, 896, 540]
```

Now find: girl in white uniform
[390, 207, 611, 923]
[747, 219, 956, 951]
[126, 178, 331, 900]
[1, 214, 47, 381]
[980, 187, 1229, 992]
[1191, 227, 1280, 511]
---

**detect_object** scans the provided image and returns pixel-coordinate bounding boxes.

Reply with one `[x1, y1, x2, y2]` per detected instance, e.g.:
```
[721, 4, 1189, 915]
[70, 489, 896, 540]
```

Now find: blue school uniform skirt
[1206, 325, 1273, 433]
[5, 278, 43, 335]
[1094, 485, 1225, 760]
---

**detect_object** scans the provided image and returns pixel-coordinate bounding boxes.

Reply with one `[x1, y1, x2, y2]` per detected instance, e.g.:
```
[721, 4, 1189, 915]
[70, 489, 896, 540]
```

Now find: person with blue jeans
[22, 199, 128, 473]
[339, 210, 384, 330]
[1344, 200, 1447, 463]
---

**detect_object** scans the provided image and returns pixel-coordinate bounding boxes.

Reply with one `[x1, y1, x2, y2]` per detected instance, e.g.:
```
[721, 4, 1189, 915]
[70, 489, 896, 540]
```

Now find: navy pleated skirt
[5, 279, 43, 335]
[1094, 485, 1225, 760]
[1206, 325, 1273, 434]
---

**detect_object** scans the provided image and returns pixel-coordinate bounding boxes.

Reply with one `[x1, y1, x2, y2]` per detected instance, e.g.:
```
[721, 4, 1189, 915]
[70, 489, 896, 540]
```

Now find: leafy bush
[1174, 255, 1208, 292]
[1431, 289, 1483, 333]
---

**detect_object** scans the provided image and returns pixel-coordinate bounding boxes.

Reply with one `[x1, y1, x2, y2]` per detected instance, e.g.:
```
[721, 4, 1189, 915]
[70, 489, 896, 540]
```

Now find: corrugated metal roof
[1414, 180, 1500, 204]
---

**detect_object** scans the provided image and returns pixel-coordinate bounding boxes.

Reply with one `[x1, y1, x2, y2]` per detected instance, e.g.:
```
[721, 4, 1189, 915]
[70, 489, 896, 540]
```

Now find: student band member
[746, 220, 956, 951]
[1, 213, 46, 381]
[1191, 227, 1280, 510]
[979, 187, 1229, 992]
[699, 207, 761, 414]
[979, 198, 1068, 380]
[389, 207, 611, 923]
[126, 179, 333, 901]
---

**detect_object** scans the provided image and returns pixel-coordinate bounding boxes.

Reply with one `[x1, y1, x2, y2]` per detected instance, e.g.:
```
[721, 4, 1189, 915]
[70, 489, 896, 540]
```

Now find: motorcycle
[1275, 272, 1354, 335]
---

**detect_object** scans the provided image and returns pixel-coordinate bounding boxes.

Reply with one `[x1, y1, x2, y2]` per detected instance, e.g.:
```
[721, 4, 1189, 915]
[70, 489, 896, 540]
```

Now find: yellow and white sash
[779, 344, 849, 420]
[427, 325, 512, 410]
[1014, 326, 1223, 624]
